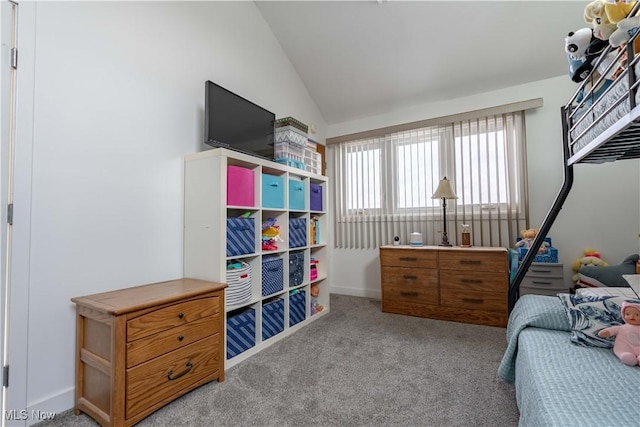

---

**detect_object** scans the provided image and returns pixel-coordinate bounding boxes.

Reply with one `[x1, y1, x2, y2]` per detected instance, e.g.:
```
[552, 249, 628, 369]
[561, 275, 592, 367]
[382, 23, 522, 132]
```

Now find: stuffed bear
[565, 28, 615, 82]
[515, 229, 550, 253]
[597, 301, 640, 366]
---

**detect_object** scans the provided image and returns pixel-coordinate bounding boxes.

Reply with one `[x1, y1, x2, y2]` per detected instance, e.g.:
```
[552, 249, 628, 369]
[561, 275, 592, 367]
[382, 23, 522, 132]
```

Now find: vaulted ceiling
[256, 1, 590, 124]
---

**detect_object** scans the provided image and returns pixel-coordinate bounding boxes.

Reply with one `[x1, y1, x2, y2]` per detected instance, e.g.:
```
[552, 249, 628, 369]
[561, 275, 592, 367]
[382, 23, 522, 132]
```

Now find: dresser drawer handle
[178, 335, 185, 341]
[462, 297, 483, 304]
[461, 279, 482, 284]
[399, 257, 417, 262]
[460, 260, 481, 265]
[403, 275, 418, 280]
[178, 313, 185, 319]
[400, 291, 418, 297]
[167, 361, 193, 380]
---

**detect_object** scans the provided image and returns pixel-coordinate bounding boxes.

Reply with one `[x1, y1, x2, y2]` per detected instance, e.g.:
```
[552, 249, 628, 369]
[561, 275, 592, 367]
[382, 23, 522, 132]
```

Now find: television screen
[204, 81, 275, 160]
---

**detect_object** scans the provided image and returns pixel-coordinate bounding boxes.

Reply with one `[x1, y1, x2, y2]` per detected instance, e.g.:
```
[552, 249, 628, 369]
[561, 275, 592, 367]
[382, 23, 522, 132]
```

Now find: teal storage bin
[262, 174, 284, 209]
[289, 178, 305, 210]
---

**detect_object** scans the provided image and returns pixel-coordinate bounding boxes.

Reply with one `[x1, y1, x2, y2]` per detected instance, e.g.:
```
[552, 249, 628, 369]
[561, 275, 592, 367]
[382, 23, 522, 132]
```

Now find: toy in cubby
[310, 258, 319, 281]
[310, 216, 320, 245]
[310, 283, 324, 315]
[261, 217, 282, 251]
[514, 229, 558, 263]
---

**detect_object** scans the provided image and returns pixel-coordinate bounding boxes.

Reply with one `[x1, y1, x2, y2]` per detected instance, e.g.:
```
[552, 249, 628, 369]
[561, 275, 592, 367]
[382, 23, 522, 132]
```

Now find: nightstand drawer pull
[167, 361, 192, 380]
[460, 260, 481, 265]
[403, 275, 418, 280]
[400, 291, 419, 297]
[399, 257, 417, 262]
[461, 279, 482, 284]
[532, 281, 552, 286]
[531, 269, 552, 274]
[462, 297, 483, 304]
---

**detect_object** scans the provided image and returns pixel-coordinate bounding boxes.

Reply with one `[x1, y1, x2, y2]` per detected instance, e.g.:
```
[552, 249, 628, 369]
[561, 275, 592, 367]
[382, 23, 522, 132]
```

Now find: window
[328, 111, 529, 249]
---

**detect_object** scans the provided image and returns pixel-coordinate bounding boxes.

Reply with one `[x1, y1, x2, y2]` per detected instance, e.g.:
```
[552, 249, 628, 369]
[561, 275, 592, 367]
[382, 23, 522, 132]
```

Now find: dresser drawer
[382, 267, 438, 305]
[126, 315, 220, 368]
[440, 270, 507, 293]
[126, 333, 221, 419]
[439, 250, 506, 273]
[127, 296, 221, 342]
[380, 248, 437, 268]
[440, 289, 506, 313]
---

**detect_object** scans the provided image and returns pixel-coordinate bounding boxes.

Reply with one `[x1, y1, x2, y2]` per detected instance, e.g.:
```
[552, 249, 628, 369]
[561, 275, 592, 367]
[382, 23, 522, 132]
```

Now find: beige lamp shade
[431, 177, 458, 199]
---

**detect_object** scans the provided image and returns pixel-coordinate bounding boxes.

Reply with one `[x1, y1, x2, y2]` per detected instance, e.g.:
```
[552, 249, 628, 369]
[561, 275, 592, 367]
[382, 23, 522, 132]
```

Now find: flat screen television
[204, 81, 275, 160]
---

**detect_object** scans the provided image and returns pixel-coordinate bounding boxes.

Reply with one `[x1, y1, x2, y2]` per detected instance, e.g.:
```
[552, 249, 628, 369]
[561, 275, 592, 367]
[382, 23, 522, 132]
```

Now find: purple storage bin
[310, 183, 323, 212]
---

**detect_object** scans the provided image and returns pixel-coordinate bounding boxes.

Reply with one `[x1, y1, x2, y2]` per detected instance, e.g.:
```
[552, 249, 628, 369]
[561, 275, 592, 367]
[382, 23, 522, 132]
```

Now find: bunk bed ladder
[508, 107, 574, 313]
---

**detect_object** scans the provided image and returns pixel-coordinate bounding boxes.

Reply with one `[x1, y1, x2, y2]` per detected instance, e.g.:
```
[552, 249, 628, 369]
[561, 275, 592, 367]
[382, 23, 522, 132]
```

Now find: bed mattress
[570, 59, 640, 155]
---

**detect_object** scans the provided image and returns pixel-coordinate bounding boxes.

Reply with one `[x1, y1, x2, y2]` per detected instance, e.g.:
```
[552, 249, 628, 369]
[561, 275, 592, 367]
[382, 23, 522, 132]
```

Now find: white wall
[12, 1, 325, 419]
[328, 76, 640, 298]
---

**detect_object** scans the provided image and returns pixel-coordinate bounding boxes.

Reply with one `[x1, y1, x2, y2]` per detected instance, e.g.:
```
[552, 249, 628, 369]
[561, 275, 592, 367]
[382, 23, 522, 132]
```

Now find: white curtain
[328, 111, 529, 249]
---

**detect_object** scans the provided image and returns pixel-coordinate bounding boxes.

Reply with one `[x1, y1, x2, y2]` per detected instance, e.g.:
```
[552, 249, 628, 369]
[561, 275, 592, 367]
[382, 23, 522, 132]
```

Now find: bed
[498, 294, 640, 426]
[509, 1, 640, 311]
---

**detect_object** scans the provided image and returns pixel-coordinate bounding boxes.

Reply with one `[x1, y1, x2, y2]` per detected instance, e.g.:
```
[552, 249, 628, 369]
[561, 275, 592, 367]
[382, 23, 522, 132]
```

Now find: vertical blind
[328, 111, 529, 249]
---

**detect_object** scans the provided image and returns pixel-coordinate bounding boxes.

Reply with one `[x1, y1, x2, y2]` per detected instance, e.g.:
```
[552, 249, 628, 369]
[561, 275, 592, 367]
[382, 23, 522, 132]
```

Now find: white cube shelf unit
[184, 148, 330, 368]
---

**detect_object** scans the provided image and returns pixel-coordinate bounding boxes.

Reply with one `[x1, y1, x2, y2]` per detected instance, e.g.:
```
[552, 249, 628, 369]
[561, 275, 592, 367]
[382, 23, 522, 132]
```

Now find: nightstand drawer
[127, 296, 221, 342]
[126, 315, 220, 368]
[126, 333, 220, 419]
[439, 251, 506, 272]
[381, 266, 438, 305]
[380, 248, 437, 268]
[440, 289, 506, 313]
[440, 270, 507, 293]
[526, 263, 563, 278]
[521, 276, 566, 291]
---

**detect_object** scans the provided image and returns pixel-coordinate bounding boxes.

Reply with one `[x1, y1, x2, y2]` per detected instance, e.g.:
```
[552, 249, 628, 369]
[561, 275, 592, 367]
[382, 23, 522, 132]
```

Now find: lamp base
[439, 242, 452, 247]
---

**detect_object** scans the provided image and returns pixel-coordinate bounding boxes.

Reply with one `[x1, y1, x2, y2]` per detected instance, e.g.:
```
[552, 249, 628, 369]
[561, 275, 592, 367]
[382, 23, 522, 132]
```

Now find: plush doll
[571, 248, 609, 284]
[598, 301, 640, 366]
[566, 28, 614, 82]
[609, 14, 640, 47]
[584, 0, 620, 40]
[310, 283, 324, 314]
[515, 229, 550, 253]
[578, 254, 639, 287]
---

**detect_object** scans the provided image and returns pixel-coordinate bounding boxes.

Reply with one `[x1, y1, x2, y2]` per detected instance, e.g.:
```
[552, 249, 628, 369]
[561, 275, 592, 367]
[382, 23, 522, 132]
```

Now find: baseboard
[330, 286, 381, 299]
[23, 386, 74, 426]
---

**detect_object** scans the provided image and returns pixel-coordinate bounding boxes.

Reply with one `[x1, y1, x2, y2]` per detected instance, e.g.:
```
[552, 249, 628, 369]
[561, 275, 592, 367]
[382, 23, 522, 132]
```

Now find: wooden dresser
[71, 278, 227, 427]
[380, 245, 508, 327]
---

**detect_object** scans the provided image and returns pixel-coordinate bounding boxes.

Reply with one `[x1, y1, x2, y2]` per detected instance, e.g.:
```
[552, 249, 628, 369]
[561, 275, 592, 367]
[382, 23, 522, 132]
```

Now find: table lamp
[431, 177, 458, 246]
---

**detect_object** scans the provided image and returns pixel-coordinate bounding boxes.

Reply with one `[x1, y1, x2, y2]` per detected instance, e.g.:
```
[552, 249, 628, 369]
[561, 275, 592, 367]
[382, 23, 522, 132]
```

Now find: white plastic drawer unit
[520, 263, 566, 296]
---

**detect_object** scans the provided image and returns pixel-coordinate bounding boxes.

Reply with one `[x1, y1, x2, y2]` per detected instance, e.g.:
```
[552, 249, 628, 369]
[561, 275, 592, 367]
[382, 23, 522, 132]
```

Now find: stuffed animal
[597, 301, 640, 366]
[584, 0, 620, 40]
[572, 248, 609, 283]
[565, 28, 617, 83]
[578, 254, 639, 287]
[310, 283, 324, 314]
[515, 229, 550, 253]
[610, 14, 640, 47]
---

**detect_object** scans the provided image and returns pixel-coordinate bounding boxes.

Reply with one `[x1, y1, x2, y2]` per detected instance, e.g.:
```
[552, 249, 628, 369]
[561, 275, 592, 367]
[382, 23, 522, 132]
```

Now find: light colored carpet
[37, 294, 519, 426]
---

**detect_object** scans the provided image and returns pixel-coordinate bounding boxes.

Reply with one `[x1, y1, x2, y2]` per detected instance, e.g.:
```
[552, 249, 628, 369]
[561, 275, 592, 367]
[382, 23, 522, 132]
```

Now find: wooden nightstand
[380, 245, 508, 327]
[72, 278, 227, 427]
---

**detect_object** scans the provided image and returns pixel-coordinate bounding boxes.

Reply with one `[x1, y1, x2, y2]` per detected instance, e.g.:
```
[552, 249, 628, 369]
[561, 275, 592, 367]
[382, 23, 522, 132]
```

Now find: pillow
[557, 293, 640, 348]
[576, 287, 639, 298]
[577, 254, 639, 287]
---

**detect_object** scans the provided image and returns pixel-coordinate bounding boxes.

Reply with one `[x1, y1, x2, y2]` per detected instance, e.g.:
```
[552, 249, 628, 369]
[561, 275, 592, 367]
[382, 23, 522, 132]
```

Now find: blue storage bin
[289, 290, 306, 327]
[262, 256, 284, 296]
[226, 218, 255, 257]
[262, 298, 285, 340]
[289, 178, 305, 210]
[515, 238, 558, 263]
[289, 218, 307, 248]
[226, 308, 255, 359]
[289, 251, 305, 287]
[310, 183, 323, 211]
[262, 174, 285, 209]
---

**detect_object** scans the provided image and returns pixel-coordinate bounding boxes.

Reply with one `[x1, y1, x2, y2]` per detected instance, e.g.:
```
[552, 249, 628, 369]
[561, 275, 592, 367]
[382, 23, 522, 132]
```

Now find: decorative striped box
[262, 298, 285, 340]
[226, 218, 255, 257]
[262, 256, 284, 296]
[226, 308, 255, 359]
[289, 218, 307, 248]
[289, 251, 305, 287]
[289, 290, 306, 327]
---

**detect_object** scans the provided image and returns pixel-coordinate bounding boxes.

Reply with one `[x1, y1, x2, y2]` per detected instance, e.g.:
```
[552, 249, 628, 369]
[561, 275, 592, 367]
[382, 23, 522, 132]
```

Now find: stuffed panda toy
[565, 27, 610, 82]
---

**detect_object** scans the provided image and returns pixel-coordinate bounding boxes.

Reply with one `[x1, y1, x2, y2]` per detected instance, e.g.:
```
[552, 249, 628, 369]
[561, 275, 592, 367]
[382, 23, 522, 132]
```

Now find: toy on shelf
[310, 283, 324, 315]
[514, 229, 558, 263]
[598, 301, 640, 366]
[310, 216, 319, 245]
[310, 258, 318, 281]
[261, 217, 283, 251]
